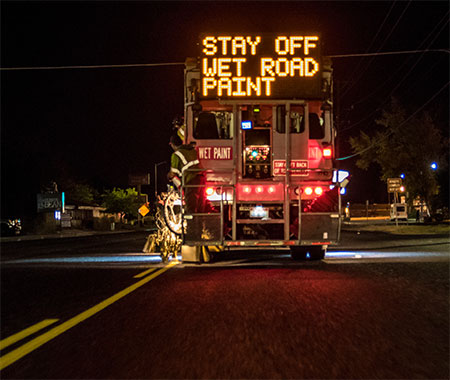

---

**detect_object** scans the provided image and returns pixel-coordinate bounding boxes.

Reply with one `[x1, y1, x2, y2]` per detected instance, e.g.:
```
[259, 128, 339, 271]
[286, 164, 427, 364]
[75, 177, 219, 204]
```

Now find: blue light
[340, 187, 347, 195]
[430, 162, 437, 170]
[54, 210, 61, 220]
[306, 252, 311, 259]
[252, 150, 258, 157]
[400, 173, 405, 179]
[5, 255, 164, 265]
[241, 120, 252, 130]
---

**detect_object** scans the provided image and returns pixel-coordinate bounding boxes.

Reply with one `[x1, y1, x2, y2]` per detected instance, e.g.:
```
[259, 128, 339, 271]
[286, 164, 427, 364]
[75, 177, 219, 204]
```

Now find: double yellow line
[0, 261, 178, 370]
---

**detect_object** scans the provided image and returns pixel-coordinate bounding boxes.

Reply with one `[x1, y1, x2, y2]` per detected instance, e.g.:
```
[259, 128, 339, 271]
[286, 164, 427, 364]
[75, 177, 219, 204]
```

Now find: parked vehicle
[390, 203, 408, 221]
[1, 219, 22, 236]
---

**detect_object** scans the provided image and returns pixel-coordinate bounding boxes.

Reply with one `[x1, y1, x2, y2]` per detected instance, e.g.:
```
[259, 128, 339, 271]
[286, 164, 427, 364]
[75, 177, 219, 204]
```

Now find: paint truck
[175, 34, 348, 261]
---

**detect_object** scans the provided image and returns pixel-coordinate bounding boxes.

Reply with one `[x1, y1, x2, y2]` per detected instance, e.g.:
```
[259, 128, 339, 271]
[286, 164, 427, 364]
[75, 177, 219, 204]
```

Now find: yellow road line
[134, 267, 157, 278]
[0, 261, 179, 371]
[0, 319, 59, 351]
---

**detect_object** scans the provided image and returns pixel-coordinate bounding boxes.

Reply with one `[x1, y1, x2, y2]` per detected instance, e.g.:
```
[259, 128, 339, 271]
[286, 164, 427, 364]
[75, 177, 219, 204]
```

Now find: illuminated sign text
[197, 146, 233, 160]
[200, 34, 322, 99]
[273, 160, 309, 176]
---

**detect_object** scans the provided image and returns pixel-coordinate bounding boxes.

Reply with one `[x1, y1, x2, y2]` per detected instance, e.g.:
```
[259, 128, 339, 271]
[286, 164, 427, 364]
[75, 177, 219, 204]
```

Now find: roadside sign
[139, 204, 150, 217]
[129, 174, 150, 186]
[37, 193, 62, 212]
[61, 213, 72, 228]
[387, 178, 402, 193]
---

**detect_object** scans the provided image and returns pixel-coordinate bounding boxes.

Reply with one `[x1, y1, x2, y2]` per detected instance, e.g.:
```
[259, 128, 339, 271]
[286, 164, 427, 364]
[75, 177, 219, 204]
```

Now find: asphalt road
[1, 231, 449, 379]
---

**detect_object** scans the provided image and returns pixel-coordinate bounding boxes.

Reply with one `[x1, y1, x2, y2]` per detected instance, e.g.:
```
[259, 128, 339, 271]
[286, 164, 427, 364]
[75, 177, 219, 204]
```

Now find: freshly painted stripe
[0, 319, 59, 351]
[133, 267, 157, 278]
[0, 261, 178, 371]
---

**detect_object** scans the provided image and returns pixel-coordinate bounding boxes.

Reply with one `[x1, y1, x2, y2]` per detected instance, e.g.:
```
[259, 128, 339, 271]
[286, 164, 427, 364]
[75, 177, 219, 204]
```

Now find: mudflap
[181, 245, 219, 263]
[184, 214, 222, 243]
[181, 245, 201, 263]
[300, 213, 340, 242]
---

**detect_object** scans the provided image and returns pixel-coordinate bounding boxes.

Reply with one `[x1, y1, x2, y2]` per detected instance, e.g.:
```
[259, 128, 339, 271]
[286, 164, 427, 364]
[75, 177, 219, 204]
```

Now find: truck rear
[178, 34, 348, 261]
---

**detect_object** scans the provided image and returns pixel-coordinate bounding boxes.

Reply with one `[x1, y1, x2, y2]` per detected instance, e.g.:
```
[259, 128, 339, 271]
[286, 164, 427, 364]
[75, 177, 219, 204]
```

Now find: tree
[64, 183, 98, 205]
[349, 98, 447, 214]
[101, 188, 141, 222]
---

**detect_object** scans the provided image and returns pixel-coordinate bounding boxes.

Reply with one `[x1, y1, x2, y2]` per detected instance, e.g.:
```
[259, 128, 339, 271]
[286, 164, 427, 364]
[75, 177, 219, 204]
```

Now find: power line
[0, 62, 185, 71]
[337, 17, 450, 134]
[349, 13, 449, 108]
[329, 48, 449, 58]
[339, 0, 397, 92]
[340, 0, 411, 96]
[338, 18, 450, 134]
[336, 81, 450, 161]
[1, 50, 448, 72]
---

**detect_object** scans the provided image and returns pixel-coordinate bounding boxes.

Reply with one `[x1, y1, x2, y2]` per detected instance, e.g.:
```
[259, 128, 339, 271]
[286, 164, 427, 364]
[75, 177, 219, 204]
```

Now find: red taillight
[255, 186, 264, 194]
[304, 187, 313, 195]
[268, 186, 275, 194]
[205, 187, 215, 196]
[314, 186, 323, 195]
[243, 186, 251, 194]
[323, 147, 332, 158]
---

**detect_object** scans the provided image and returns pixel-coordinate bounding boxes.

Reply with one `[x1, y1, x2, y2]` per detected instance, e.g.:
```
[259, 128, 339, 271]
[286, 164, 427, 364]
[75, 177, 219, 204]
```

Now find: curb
[0, 229, 151, 243]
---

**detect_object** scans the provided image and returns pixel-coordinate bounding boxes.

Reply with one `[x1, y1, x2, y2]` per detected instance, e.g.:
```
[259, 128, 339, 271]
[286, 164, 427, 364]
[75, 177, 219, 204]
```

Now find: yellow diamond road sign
[139, 204, 150, 217]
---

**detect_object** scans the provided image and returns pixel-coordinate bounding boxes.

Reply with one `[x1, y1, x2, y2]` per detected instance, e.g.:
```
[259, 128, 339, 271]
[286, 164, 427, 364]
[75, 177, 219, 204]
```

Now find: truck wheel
[290, 246, 325, 261]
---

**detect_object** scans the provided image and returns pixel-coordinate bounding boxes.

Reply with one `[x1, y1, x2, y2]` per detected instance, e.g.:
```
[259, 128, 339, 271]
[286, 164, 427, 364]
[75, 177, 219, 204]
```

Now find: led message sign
[200, 34, 322, 99]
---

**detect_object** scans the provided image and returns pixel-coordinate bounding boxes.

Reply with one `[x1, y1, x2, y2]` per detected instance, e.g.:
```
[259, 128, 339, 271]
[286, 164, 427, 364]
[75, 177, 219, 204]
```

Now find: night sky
[1, 1, 448, 218]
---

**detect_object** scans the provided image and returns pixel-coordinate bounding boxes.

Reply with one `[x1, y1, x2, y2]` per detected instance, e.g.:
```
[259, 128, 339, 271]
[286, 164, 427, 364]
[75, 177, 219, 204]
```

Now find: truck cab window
[276, 105, 305, 133]
[194, 111, 233, 139]
[309, 113, 325, 139]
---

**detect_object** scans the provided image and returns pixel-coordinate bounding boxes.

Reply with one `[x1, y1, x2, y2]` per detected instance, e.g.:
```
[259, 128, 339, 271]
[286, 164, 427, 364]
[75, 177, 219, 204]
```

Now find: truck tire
[290, 246, 325, 261]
